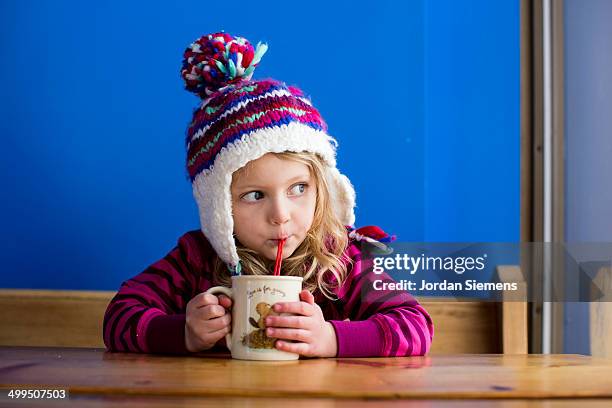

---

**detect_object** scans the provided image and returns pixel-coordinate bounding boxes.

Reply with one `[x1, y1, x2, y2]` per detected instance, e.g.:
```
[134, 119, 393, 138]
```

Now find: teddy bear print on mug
[242, 302, 280, 349]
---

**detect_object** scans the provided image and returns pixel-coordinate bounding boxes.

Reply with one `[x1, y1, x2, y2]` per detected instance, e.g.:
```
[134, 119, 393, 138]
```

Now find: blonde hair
[212, 151, 352, 299]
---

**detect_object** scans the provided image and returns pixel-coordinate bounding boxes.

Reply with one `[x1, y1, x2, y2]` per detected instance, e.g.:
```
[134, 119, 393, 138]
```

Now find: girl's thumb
[300, 289, 315, 305]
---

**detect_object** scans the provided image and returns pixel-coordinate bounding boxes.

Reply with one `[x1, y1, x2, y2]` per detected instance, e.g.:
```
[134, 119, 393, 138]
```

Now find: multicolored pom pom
[181, 32, 268, 99]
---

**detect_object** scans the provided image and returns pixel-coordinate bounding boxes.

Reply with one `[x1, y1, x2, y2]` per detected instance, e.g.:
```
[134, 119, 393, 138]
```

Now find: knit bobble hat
[181, 32, 356, 272]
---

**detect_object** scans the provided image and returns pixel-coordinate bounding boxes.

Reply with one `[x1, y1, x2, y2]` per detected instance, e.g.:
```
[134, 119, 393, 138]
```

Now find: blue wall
[1, 0, 519, 290]
[424, 0, 519, 242]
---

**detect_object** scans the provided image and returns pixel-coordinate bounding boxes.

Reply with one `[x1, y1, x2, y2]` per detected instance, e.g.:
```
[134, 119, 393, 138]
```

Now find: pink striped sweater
[103, 230, 434, 357]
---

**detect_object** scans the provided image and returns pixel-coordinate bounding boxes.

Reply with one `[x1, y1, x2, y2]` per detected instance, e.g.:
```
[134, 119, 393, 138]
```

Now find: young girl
[103, 32, 433, 357]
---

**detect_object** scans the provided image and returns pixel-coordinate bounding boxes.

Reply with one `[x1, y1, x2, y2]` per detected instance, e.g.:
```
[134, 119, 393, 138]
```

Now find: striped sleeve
[103, 231, 208, 354]
[328, 242, 434, 357]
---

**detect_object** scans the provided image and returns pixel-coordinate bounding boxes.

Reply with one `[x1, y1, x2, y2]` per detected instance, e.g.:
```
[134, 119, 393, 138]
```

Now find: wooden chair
[0, 266, 528, 354]
[0, 290, 114, 349]
[424, 265, 527, 354]
[590, 267, 612, 358]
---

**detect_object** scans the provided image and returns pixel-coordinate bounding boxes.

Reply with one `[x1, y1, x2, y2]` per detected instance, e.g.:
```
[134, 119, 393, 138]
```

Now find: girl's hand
[265, 290, 338, 358]
[185, 293, 232, 352]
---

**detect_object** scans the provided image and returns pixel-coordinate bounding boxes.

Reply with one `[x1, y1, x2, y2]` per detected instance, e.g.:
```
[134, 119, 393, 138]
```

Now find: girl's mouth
[270, 236, 290, 245]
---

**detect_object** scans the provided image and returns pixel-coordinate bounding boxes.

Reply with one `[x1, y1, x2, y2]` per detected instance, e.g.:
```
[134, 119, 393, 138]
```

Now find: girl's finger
[267, 327, 311, 342]
[204, 314, 231, 331]
[218, 294, 233, 309]
[191, 293, 220, 308]
[273, 301, 313, 316]
[202, 324, 231, 342]
[275, 340, 309, 355]
[265, 315, 308, 329]
[299, 290, 315, 305]
[199, 304, 227, 320]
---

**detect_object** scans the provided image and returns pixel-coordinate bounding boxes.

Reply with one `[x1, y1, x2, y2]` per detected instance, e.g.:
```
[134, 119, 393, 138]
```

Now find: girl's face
[231, 153, 317, 262]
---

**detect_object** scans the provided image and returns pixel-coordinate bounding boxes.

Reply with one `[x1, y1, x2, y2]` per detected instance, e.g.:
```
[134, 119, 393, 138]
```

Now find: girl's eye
[289, 183, 308, 196]
[241, 191, 264, 202]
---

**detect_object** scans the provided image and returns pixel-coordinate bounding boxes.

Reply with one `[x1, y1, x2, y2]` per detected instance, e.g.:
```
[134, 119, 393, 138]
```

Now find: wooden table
[1, 347, 611, 407]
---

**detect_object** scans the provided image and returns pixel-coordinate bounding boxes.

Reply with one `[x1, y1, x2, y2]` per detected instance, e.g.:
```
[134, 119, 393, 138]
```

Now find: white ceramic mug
[205, 275, 303, 360]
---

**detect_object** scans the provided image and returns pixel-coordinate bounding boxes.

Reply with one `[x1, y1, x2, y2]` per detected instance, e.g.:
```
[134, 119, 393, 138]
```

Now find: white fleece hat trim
[192, 121, 356, 267]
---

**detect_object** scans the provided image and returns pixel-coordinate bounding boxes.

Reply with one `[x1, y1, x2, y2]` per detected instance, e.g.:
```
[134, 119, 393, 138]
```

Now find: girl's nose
[269, 196, 290, 225]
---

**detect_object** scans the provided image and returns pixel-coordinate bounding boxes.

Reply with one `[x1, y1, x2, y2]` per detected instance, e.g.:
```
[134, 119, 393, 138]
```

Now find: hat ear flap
[324, 166, 356, 227]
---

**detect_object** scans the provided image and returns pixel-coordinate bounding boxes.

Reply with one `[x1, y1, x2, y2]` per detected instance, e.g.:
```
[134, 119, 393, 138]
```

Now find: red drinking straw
[273, 239, 285, 276]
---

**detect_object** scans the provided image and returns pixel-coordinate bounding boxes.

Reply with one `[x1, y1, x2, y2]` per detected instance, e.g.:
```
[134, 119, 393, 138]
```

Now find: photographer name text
[371, 253, 518, 292]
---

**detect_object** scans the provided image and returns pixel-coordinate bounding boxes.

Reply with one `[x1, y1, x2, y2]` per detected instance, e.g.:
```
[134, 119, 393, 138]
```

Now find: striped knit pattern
[181, 32, 268, 99]
[186, 79, 327, 181]
[103, 230, 434, 357]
